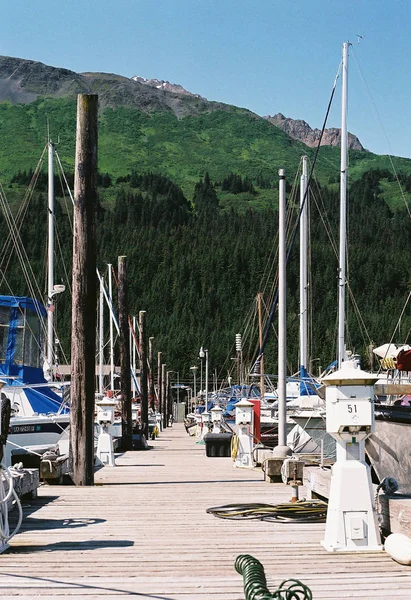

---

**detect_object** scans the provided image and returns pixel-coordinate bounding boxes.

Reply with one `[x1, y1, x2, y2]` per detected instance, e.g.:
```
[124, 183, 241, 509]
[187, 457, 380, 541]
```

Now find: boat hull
[365, 406, 411, 494]
[6, 414, 70, 467]
[291, 413, 336, 460]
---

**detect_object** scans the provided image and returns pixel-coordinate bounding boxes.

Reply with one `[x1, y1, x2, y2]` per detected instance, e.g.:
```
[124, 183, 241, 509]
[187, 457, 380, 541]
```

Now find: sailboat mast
[47, 141, 55, 373]
[299, 155, 309, 372]
[257, 292, 265, 399]
[338, 41, 349, 368]
[278, 168, 287, 447]
[108, 264, 115, 391]
[99, 275, 104, 394]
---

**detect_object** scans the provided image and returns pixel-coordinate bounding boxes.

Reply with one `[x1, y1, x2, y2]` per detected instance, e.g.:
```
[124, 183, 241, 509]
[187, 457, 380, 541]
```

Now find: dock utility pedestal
[233, 398, 255, 468]
[95, 397, 116, 467]
[321, 361, 382, 552]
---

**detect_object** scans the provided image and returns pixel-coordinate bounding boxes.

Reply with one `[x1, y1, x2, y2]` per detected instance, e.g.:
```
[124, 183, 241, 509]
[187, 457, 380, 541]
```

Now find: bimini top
[0, 296, 46, 316]
[0, 295, 47, 383]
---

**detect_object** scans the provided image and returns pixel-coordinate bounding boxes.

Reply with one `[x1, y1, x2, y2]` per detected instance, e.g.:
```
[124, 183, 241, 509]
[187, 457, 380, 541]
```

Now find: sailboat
[279, 43, 411, 490]
[365, 347, 411, 493]
[0, 295, 69, 466]
[285, 43, 354, 460]
[0, 140, 70, 467]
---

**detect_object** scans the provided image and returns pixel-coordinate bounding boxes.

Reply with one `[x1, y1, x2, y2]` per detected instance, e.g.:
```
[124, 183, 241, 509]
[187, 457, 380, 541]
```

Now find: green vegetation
[1, 98, 411, 203]
[1, 97, 411, 381]
[2, 167, 411, 382]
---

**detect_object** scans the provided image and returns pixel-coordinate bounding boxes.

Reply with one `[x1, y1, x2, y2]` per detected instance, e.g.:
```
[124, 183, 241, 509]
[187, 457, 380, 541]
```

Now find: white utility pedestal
[95, 397, 116, 467]
[201, 411, 211, 439]
[321, 361, 382, 552]
[234, 398, 254, 469]
[211, 405, 223, 433]
[155, 411, 163, 432]
[195, 413, 202, 437]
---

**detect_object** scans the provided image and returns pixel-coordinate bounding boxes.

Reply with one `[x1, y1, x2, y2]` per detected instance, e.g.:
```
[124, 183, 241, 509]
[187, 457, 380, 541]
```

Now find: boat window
[24, 311, 42, 368]
[14, 308, 25, 365]
[0, 307, 10, 362]
[15, 308, 42, 368]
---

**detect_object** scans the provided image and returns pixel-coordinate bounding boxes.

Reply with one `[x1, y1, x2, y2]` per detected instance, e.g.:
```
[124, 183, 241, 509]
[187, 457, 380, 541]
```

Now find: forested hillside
[2, 167, 411, 382]
[0, 54, 411, 382]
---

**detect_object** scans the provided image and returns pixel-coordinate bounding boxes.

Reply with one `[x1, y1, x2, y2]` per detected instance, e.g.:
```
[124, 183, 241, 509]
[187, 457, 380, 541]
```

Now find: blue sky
[1, 0, 410, 157]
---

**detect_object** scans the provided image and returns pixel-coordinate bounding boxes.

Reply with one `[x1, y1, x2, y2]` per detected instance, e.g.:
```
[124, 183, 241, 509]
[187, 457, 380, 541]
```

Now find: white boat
[0, 295, 69, 466]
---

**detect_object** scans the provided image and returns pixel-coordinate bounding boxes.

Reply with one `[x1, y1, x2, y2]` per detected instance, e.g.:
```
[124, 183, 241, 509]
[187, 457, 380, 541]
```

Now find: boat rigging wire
[0, 183, 50, 352]
[378, 291, 411, 372]
[350, 47, 411, 219]
[258, 61, 342, 359]
[0, 147, 47, 284]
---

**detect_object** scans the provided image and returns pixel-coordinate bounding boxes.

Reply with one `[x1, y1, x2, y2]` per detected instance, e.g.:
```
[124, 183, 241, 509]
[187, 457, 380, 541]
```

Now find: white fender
[385, 533, 411, 565]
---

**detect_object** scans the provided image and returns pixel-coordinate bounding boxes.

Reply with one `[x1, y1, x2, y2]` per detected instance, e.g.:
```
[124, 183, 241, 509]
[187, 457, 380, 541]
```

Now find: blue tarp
[0, 295, 46, 317]
[0, 296, 67, 413]
[0, 296, 46, 382]
[24, 386, 68, 414]
[299, 365, 321, 396]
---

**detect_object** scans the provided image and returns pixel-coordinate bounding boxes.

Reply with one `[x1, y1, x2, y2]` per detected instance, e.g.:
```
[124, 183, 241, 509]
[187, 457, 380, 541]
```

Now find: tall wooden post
[139, 310, 148, 439]
[148, 337, 155, 410]
[70, 94, 98, 486]
[166, 370, 171, 426]
[118, 255, 132, 450]
[161, 363, 167, 429]
[157, 351, 162, 413]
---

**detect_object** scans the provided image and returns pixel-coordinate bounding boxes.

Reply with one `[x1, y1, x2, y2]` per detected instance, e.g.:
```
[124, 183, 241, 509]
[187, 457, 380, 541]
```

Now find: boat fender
[385, 533, 411, 565]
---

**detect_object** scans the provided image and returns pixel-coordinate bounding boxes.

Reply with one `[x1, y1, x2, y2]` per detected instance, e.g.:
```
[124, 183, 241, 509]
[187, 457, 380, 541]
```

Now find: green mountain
[1, 55, 411, 381]
[1, 55, 411, 206]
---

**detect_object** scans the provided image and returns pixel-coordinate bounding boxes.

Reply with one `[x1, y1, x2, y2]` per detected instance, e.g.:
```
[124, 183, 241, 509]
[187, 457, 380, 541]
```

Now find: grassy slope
[0, 98, 410, 208]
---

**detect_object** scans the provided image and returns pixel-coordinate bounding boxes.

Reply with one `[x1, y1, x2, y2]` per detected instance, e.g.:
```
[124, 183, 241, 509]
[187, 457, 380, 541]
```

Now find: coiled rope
[0, 395, 23, 547]
[207, 500, 327, 523]
[0, 465, 24, 544]
[235, 554, 312, 600]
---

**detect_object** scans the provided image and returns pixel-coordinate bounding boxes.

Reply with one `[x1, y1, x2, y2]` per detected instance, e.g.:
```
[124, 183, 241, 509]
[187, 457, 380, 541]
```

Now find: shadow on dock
[8, 538, 134, 553]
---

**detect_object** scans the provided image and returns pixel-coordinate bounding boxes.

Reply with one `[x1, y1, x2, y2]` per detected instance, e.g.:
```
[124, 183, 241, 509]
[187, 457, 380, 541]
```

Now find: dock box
[204, 433, 233, 457]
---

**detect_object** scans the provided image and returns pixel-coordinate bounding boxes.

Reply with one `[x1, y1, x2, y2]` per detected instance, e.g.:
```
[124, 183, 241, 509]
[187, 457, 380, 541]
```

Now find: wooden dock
[1, 424, 411, 599]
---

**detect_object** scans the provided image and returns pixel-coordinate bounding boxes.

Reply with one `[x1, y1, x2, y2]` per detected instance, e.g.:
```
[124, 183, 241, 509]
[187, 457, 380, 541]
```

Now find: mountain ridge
[0, 55, 365, 151]
[0, 55, 226, 118]
[131, 75, 203, 99]
[265, 113, 364, 151]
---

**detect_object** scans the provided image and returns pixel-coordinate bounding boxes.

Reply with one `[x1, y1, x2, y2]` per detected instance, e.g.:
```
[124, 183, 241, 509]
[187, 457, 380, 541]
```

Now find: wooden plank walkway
[1, 423, 411, 599]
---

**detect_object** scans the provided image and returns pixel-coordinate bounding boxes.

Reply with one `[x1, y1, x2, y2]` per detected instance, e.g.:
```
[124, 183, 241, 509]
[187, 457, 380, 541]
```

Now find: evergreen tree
[193, 172, 219, 214]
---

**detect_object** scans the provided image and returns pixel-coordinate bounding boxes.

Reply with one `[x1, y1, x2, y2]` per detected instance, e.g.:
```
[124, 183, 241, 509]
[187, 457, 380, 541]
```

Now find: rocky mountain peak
[131, 76, 203, 99]
[265, 112, 365, 151]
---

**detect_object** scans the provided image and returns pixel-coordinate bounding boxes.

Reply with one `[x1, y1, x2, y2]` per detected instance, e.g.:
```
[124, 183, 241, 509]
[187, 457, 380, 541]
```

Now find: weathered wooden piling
[161, 363, 167, 428]
[70, 94, 98, 486]
[118, 255, 132, 450]
[139, 310, 148, 438]
[149, 337, 155, 410]
[157, 351, 162, 414]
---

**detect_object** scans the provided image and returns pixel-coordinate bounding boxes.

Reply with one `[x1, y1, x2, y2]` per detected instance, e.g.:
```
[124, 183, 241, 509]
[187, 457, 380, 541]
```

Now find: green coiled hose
[235, 554, 312, 600]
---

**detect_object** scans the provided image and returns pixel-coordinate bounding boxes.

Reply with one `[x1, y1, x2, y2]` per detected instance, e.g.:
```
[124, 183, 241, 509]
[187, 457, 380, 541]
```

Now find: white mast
[47, 141, 55, 374]
[108, 264, 115, 391]
[132, 315, 136, 395]
[277, 168, 287, 446]
[99, 276, 104, 394]
[299, 156, 309, 372]
[338, 42, 349, 368]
